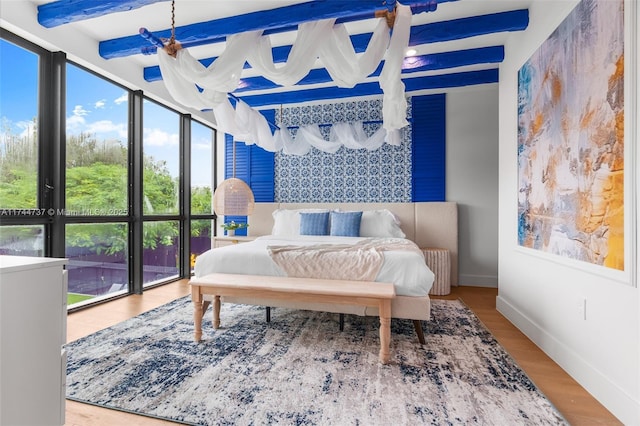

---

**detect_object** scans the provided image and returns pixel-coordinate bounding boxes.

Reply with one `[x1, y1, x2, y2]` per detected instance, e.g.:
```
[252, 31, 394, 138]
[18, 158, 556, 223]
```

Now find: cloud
[68, 104, 89, 132]
[67, 107, 128, 139]
[191, 135, 213, 151]
[87, 120, 127, 139]
[66, 100, 128, 140]
[72, 105, 89, 117]
[15, 120, 36, 139]
[114, 93, 128, 105]
[144, 128, 179, 146]
[193, 143, 211, 150]
[66, 114, 86, 132]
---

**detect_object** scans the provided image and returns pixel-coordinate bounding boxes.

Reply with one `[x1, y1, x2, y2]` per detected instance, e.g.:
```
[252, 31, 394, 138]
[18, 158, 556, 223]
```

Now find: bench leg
[266, 306, 271, 322]
[201, 300, 211, 317]
[413, 320, 426, 345]
[212, 295, 221, 329]
[379, 300, 391, 364]
[192, 286, 203, 342]
[339, 313, 344, 331]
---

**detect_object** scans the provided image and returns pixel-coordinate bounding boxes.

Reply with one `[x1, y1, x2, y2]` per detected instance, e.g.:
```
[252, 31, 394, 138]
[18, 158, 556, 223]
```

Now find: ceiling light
[405, 48, 417, 57]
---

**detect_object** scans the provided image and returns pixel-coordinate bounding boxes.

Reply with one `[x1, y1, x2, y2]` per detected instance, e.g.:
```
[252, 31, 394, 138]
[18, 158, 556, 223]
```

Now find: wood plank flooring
[65, 281, 621, 425]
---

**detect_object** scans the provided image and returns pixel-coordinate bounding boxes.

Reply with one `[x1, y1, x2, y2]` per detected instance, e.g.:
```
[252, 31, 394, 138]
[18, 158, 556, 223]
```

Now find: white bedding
[194, 235, 435, 297]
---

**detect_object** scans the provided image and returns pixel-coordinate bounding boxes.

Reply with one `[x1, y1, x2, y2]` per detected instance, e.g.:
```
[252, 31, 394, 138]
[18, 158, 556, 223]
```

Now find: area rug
[66, 297, 568, 425]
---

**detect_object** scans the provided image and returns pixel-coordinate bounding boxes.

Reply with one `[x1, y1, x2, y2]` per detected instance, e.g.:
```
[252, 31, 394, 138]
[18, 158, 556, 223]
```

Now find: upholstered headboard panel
[244, 202, 458, 285]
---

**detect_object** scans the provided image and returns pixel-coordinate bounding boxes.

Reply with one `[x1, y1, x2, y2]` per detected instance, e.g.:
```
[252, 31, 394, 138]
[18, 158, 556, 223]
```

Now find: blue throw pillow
[299, 212, 330, 236]
[330, 211, 363, 237]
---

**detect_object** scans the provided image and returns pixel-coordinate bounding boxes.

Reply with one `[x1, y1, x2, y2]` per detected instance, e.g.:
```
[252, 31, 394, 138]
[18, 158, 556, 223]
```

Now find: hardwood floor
[433, 287, 621, 426]
[65, 281, 621, 425]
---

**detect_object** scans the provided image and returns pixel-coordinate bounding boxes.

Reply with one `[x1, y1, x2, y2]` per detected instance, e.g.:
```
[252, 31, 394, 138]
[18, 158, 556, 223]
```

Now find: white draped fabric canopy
[157, 4, 412, 155]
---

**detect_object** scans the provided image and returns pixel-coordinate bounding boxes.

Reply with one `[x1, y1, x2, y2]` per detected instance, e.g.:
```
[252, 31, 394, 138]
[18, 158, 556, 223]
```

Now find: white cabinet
[0, 255, 68, 426]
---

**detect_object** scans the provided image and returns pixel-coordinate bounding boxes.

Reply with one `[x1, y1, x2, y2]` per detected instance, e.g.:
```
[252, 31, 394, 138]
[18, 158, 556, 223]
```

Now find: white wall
[496, 1, 639, 423]
[447, 86, 499, 287]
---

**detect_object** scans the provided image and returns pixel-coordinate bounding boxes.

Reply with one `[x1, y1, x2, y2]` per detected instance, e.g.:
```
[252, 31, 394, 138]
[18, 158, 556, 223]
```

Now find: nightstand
[213, 235, 256, 248]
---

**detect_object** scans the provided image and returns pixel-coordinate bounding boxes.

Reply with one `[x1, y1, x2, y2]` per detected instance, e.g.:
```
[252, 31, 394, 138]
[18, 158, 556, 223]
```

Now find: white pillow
[359, 209, 406, 238]
[271, 209, 330, 236]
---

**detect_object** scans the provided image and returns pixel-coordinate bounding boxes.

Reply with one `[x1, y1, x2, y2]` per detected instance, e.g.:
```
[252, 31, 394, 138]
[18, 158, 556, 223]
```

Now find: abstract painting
[517, 0, 624, 270]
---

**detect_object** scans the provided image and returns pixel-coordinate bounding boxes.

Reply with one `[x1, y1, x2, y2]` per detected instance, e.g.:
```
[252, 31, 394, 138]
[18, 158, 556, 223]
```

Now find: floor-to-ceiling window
[64, 63, 130, 305]
[190, 120, 216, 270]
[0, 35, 45, 257]
[142, 99, 181, 286]
[0, 29, 217, 310]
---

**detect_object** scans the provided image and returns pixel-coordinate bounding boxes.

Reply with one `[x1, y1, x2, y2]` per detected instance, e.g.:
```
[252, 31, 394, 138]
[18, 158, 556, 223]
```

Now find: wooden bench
[189, 273, 396, 364]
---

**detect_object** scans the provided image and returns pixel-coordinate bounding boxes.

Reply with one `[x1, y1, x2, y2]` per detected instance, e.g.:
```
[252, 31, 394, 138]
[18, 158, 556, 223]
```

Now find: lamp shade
[213, 177, 255, 216]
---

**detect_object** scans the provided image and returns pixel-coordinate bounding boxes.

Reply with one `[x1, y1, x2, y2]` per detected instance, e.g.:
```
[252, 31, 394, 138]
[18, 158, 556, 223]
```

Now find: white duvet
[194, 235, 434, 297]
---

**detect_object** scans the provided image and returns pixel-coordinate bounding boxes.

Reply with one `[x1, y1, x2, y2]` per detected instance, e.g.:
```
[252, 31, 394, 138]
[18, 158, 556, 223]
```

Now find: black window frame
[0, 29, 217, 310]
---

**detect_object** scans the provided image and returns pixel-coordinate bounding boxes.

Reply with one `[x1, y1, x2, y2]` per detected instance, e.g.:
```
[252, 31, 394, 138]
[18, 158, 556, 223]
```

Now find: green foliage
[0, 167, 38, 209]
[66, 223, 128, 256]
[0, 225, 41, 241]
[143, 155, 178, 214]
[190, 186, 213, 238]
[143, 221, 179, 250]
[67, 132, 127, 168]
[190, 219, 212, 242]
[222, 221, 248, 230]
[191, 186, 213, 215]
[2, 124, 213, 253]
[0, 117, 38, 209]
[66, 163, 128, 214]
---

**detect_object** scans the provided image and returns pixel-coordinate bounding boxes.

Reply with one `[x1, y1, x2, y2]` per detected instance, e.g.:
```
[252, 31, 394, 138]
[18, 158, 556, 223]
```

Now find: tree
[1, 124, 212, 254]
[0, 117, 38, 209]
[143, 155, 177, 214]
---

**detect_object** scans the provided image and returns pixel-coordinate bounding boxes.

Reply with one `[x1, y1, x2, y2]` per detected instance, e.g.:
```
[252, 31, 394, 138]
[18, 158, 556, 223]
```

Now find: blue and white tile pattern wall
[275, 98, 412, 203]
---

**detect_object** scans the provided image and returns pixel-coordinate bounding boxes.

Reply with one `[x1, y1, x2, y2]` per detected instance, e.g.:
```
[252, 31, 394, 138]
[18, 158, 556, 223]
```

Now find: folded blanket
[267, 238, 423, 282]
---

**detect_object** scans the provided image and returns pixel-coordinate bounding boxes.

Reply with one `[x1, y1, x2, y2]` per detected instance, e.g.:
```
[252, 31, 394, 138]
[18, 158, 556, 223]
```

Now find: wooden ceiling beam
[227, 46, 505, 94]
[99, 0, 447, 59]
[236, 69, 499, 108]
[38, 0, 167, 28]
[141, 9, 525, 82]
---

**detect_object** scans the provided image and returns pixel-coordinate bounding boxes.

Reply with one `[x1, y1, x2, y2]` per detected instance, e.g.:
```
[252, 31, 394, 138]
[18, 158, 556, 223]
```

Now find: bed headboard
[243, 202, 458, 285]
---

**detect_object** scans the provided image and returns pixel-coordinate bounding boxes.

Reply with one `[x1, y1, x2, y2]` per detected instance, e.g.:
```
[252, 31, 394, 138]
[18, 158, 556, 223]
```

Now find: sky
[0, 38, 213, 187]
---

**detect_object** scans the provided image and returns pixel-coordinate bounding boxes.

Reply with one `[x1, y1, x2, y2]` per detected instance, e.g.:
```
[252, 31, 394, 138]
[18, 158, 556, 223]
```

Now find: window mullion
[129, 90, 144, 294]
[46, 51, 66, 258]
[180, 114, 191, 278]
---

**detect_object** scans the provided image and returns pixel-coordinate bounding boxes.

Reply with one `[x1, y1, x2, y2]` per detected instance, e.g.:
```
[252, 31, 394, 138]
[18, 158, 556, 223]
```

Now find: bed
[193, 202, 458, 335]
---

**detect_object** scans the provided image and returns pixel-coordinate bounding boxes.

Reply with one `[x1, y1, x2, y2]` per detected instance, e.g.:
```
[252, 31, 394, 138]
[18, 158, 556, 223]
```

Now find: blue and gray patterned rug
[66, 297, 568, 425]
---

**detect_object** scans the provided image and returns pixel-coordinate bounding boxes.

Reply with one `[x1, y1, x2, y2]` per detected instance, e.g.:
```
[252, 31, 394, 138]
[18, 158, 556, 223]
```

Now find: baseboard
[496, 296, 638, 425]
[458, 274, 497, 287]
